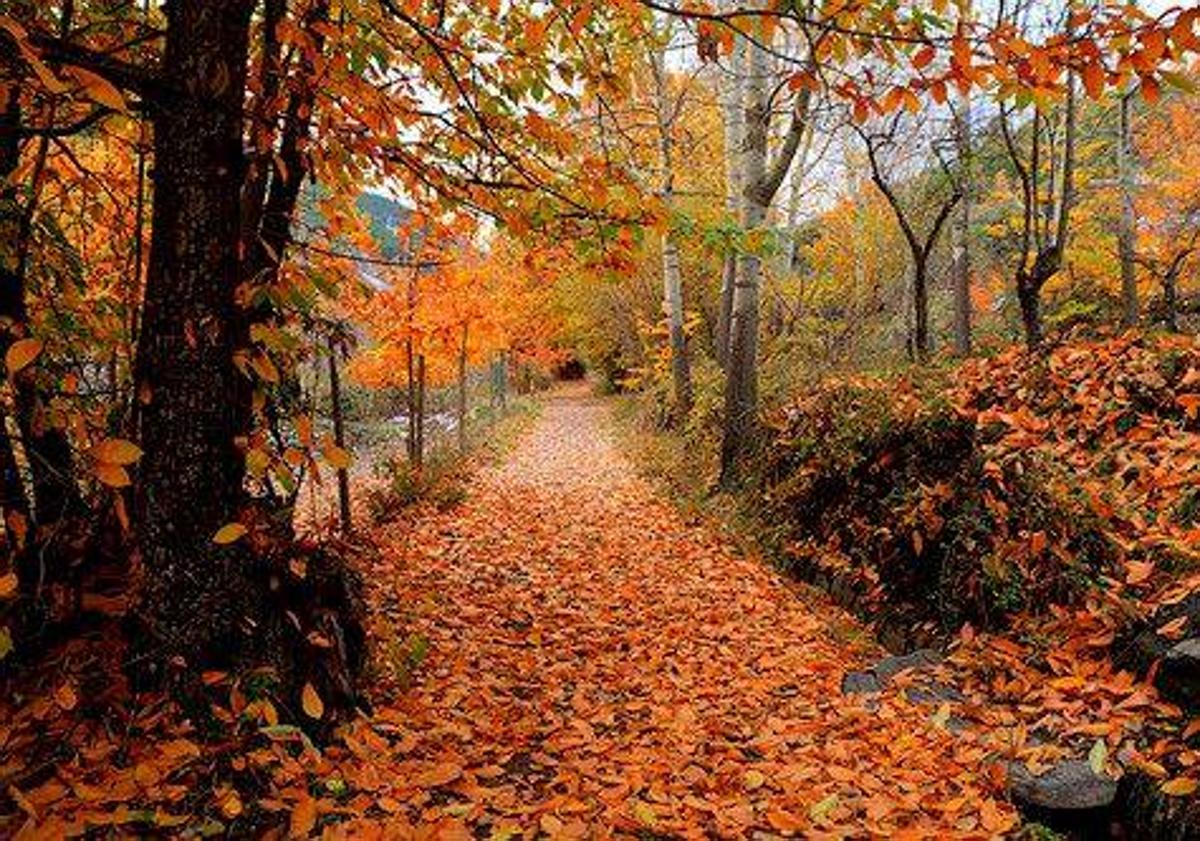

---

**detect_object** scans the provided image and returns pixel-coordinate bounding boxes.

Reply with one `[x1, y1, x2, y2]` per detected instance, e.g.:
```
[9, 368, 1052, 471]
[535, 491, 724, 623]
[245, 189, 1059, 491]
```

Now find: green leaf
[1089, 738, 1108, 775]
[1161, 71, 1198, 94]
[809, 793, 839, 821]
[0, 626, 13, 660]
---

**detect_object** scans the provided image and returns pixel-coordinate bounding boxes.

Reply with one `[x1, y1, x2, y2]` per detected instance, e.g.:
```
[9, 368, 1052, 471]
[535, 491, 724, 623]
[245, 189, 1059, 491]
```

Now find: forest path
[357, 385, 1015, 838]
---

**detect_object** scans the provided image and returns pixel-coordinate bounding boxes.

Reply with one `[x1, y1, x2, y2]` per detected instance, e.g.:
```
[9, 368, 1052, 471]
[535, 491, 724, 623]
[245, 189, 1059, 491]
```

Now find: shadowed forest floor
[350, 384, 1017, 838]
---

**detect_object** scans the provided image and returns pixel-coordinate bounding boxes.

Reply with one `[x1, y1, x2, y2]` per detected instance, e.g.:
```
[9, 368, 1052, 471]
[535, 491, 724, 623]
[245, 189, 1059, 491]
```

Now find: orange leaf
[212, 523, 247, 544]
[91, 438, 143, 466]
[94, 462, 131, 488]
[55, 683, 78, 711]
[301, 682, 324, 719]
[65, 66, 126, 111]
[1162, 777, 1198, 796]
[289, 795, 318, 837]
[415, 761, 463, 788]
[5, 338, 42, 375]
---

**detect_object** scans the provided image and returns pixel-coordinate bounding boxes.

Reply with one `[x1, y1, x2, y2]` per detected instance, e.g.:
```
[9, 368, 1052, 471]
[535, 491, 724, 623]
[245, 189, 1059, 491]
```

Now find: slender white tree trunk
[651, 25, 692, 420]
[715, 28, 745, 367]
[719, 28, 769, 480]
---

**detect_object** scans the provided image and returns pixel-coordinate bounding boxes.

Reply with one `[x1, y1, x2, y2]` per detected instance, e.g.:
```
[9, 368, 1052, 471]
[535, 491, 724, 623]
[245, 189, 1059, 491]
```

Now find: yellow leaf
[91, 437, 143, 466]
[323, 443, 352, 471]
[94, 462, 131, 488]
[0, 626, 12, 660]
[1163, 777, 1199, 796]
[809, 793, 839, 821]
[301, 682, 324, 719]
[632, 799, 656, 827]
[219, 788, 243, 819]
[5, 338, 42, 375]
[743, 769, 766, 791]
[212, 523, 247, 544]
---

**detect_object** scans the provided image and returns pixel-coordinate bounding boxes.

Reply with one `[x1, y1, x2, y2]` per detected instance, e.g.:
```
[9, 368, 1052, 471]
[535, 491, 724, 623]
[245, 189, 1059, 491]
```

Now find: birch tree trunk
[650, 34, 693, 422]
[715, 32, 745, 368]
[718, 11, 816, 482]
[719, 31, 769, 482]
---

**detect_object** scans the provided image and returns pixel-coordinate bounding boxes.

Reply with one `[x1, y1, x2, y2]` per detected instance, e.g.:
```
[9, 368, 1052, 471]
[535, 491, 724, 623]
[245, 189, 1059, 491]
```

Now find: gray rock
[841, 649, 943, 696]
[1168, 638, 1200, 661]
[1115, 595, 1200, 714]
[1008, 760, 1118, 811]
[873, 648, 942, 681]
[841, 671, 883, 695]
[903, 682, 964, 705]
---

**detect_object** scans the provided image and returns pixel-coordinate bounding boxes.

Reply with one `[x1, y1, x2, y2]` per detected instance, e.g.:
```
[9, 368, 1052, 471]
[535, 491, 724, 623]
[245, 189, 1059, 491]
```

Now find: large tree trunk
[1117, 91, 1139, 328]
[132, 0, 256, 670]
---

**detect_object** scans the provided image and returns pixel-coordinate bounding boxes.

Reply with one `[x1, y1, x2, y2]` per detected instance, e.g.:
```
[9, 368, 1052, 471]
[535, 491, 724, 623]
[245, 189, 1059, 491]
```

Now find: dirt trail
[354, 386, 1014, 838]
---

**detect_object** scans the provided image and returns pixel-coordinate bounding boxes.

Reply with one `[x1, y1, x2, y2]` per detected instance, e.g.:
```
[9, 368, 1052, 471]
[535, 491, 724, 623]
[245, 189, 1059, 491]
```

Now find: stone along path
[344, 387, 1016, 838]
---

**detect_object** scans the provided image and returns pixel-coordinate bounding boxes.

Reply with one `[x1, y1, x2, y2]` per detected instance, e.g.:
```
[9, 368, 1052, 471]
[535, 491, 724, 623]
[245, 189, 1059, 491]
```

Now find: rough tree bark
[132, 0, 257, 670]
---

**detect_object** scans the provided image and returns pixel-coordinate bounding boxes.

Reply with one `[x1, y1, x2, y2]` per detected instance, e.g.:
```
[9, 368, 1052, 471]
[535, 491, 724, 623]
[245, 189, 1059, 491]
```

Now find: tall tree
[649, 20, 693, 422]
[132, 0, 257, 670]
[855, 113, 962, 361]
[719, 18, 816, 482]
[713, 9, 744, 368]
[1117, 89, 1139, 327]
[1001, 75, 1078, 350]
[951, 90, 974, 355]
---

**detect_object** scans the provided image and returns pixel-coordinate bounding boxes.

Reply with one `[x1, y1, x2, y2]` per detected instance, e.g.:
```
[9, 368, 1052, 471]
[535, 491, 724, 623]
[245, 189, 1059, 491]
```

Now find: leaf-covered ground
[331, 385, 1018, 837]
[3, 386, 1032, 838]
